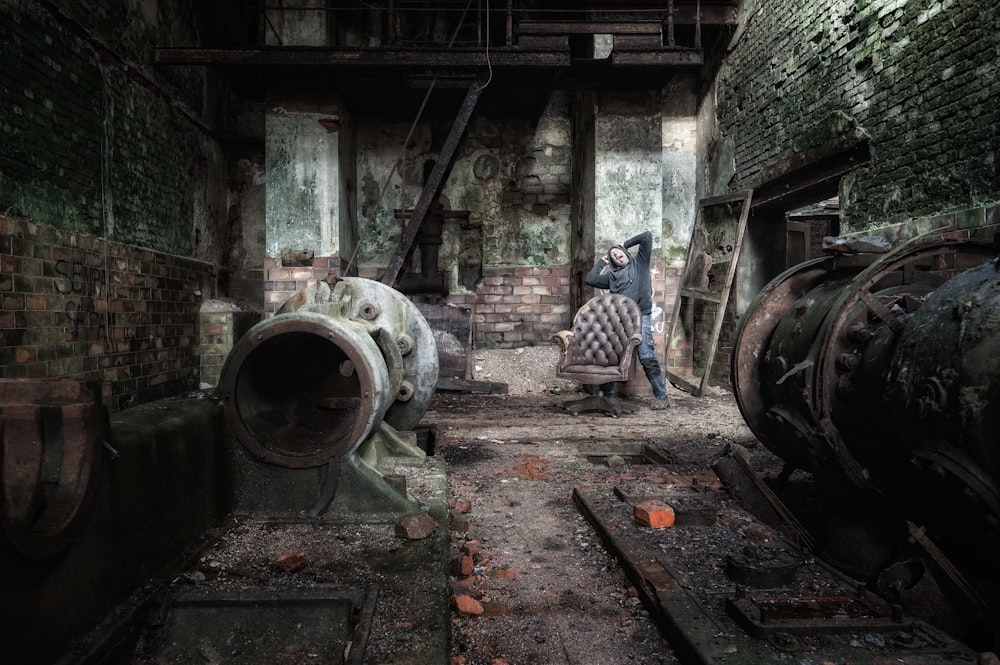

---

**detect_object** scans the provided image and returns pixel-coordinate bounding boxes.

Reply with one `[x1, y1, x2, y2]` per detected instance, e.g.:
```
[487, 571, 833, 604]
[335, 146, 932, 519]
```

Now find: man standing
[585, 230, 670, 410]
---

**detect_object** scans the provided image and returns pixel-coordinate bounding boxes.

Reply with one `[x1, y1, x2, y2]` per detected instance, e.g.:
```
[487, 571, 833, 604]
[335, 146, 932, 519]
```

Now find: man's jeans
[638, 314, 668, 399]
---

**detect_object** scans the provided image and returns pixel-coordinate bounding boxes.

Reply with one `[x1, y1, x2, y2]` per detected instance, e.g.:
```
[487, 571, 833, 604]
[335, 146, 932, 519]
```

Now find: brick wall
[351, 263, 574, 349]
[465, 265, 572, 348]
[199, 309, 261, 387]
[0, 215, 214, 410]
[263, 257, 341, 315]
[716, 0, 1000, 231]
[0, 2, 227, 260]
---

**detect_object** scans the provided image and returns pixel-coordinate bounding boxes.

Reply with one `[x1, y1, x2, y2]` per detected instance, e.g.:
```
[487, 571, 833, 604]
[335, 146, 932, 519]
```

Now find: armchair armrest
[618, 333, 643, 379]
[551, 330, 575, 371]
[551, 330, 573, 351]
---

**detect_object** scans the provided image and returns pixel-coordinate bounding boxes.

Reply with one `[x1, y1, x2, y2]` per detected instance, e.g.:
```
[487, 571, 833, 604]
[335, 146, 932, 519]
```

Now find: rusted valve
[217, 277, 438, 468]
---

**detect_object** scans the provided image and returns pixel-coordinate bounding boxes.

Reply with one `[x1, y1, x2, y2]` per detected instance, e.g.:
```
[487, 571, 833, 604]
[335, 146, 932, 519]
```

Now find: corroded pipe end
[218, 311, 391, 468]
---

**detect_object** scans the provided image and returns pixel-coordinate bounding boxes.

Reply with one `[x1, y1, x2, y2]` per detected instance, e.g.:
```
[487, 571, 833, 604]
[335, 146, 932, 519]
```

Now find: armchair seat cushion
[560, 364, 630, 376]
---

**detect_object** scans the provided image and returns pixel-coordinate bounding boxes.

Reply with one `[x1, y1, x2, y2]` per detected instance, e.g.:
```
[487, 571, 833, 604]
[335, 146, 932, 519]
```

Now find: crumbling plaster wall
[348, 87, 698, 349]
[264, 0, 328, 47]
[593, 91, 663, 252]
[712, 0, 1000, 234]
[265, 104, 344, 261]
[661, 74, 701, 265]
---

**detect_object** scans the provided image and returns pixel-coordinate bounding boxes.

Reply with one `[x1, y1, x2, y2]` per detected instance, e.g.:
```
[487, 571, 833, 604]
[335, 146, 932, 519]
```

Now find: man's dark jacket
[585, 231, 653, 315]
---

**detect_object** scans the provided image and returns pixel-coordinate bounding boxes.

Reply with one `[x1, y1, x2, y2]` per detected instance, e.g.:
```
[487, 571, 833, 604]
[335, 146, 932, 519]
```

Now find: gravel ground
[105, 346, 987, 665]
[469, 346, 580, 396]
[429, 347, 759, 665]
[427, 348, 984, 665]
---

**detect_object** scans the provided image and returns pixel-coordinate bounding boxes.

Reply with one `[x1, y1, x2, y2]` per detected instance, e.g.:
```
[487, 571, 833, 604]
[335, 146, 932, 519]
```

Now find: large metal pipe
[218, 276, 439, 469]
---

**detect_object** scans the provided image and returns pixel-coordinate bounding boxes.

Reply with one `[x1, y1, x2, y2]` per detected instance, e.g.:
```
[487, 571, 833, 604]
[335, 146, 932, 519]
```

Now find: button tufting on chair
[551, 293, 642, 385]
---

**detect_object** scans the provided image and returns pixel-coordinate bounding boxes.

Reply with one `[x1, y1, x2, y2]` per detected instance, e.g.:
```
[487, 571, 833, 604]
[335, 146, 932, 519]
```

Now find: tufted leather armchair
[551, 293, 642, 385]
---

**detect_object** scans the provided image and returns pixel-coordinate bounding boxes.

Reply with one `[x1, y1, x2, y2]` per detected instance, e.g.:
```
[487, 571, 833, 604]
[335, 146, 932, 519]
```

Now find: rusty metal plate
[0, 379, 103, 559]
[727, 590, 910, 638]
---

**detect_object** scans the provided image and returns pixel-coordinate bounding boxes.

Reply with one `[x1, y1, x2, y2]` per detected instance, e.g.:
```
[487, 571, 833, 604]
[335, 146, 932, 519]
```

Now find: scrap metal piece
[0, 379, 103, 559]
[725, 546, 799, 588]
[726, 588, 909, 639]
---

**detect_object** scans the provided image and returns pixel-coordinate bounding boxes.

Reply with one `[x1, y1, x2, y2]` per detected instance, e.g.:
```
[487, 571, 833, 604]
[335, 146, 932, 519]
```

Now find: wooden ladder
[665, 190, 753, 396]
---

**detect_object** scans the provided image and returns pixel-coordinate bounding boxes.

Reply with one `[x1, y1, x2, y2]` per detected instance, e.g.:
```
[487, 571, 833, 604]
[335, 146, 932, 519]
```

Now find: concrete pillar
[593, 91, 663, 251]
[265, 106, 342, 262]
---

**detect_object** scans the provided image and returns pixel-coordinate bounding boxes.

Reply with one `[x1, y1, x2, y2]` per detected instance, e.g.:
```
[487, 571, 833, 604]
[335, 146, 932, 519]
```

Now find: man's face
[610, 247, 630, 266]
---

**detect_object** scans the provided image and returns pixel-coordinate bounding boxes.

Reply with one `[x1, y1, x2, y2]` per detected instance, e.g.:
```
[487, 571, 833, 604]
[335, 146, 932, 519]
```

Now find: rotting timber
[729, 231, 1000, 651]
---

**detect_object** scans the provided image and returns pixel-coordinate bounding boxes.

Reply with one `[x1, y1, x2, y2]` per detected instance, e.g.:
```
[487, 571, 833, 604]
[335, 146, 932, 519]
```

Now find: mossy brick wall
[0, 2, 216, 257]
[716, 0, 1000, 232]
[0, 215, 213, 411]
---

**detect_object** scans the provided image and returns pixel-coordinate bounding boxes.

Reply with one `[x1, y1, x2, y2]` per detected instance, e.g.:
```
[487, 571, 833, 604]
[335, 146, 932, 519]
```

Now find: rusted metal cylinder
[732, 235, 997, 491]
[887, 257, 1000, 516]
[731, 234, 1000, 641]
[218, 277, 438, 468]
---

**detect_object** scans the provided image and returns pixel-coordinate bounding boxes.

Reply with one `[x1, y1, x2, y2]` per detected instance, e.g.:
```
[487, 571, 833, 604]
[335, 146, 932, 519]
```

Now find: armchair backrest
[568, 293, 642, 366]
[551, 293, 643, 386]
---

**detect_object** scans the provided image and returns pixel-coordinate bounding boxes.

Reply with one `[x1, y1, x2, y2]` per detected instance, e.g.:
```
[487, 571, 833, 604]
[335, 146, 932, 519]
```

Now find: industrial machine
[217, 275, 440, 515]
[731, 232, 1000, 645]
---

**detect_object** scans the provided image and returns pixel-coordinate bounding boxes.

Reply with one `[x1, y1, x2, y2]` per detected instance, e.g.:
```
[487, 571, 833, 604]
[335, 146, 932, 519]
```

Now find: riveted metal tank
[731, 233, 1000, 643]
[217, 276, 439, 515]
[886, 256, 1000, 531]
[732, 235, 998, 493]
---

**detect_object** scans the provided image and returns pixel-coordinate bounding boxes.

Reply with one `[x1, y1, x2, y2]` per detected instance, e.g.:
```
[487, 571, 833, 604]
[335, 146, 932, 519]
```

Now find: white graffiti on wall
[649, 265, 665, 334]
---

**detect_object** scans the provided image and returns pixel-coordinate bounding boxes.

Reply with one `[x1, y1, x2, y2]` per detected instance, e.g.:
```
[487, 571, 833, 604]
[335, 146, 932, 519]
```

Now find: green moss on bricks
[719, 0, 999, 232]
[792, 110, 860, 153]
[666, 245, 688, 262]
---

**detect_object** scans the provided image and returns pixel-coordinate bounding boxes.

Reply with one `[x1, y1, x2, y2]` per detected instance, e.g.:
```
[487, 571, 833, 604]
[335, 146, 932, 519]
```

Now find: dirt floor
[98, 346, 989, 665]
[427, 347, 986, 665]
[424, 346, 747, 664]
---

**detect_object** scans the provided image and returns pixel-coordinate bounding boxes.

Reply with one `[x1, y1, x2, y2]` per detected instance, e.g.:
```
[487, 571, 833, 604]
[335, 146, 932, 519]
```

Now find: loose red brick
[276, 552, 306, 573]
[451, 555, 474, 576]
[633, 500, 676, 528]
[452, 594, 484, 616]
[394, 510, 438, 540]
